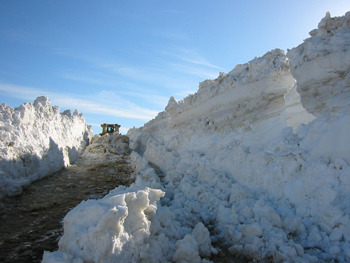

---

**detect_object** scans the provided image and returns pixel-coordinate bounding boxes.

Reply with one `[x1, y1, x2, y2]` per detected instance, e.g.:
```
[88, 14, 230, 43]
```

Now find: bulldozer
[100, 123, 121, 136]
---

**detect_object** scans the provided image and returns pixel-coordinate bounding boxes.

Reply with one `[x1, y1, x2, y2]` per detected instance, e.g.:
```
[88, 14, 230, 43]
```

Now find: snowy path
[0, 135, 134, 262]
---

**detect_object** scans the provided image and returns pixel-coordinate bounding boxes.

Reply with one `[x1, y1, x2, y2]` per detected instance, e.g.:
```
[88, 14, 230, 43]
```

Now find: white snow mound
[43, 187, 165, 263]
[0, 96, 93, 198]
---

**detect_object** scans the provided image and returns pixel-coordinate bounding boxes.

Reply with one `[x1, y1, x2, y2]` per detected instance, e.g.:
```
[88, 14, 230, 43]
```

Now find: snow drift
[0, 96, 93, 198]
[44, 187, 165, 263]
[45, 12, 350, 262]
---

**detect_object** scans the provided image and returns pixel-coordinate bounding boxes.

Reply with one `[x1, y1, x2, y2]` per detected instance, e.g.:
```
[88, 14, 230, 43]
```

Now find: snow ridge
[0, 96, 93, 198]
[126, 12, 350, 262]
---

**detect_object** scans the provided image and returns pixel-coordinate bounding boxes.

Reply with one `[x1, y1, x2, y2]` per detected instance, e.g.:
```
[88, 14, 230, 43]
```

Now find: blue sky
[1, 0, 349, 134]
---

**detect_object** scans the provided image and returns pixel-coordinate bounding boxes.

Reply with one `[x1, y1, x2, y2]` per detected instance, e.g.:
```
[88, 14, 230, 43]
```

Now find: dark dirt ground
[0, 152, 134, 263]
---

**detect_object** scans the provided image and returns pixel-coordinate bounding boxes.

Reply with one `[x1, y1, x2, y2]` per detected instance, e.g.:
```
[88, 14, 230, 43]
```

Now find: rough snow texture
[288, 11, 350, 117]
[43, 187, 165, 263]
[0, 96, 93, 198]
[44, 12, 350, 263]
[126, 12, 350, 262]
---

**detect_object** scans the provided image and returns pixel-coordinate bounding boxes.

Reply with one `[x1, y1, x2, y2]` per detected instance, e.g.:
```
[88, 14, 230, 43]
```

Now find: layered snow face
[0, 96, 93, 198]
[145, 49, 314, 149]
[125, 12, 350, 262]
[150, 49, 299, 147]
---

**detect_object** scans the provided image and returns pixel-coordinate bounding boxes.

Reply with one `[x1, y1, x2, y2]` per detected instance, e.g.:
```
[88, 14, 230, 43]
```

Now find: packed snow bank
[43, 187, 165, 263]
[0, 96, 93, 198]
[44, 12, 350, 263]
[125, 12, 349, 262]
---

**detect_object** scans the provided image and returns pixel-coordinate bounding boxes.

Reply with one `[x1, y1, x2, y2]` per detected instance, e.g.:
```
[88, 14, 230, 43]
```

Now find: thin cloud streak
[100, 62, 183, 89]
[0, 83, 158, 120]
[0, 83, 50, 101]
[160, 50, 223, 70]
[99, 60, 219, 91]
[117, 90, 169, 109]
[58, 65, 171, 109]
[158, 46, 223, 69]
[54, 47, 220, 83]
[182, 57, 222, 69]
[169, 63, 218, 79]
[50, 48, 217, 104]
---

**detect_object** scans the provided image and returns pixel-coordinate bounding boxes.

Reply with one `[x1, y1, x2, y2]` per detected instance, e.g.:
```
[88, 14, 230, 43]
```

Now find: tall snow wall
[128, 49, 316, 200]
[125, 12, 350, 262]
[0, 96, 93, 198]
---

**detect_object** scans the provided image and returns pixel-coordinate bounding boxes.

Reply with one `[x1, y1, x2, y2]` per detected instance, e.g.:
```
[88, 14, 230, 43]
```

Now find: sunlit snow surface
[42, 11, 350, 262]
[0, 96, 93, 198]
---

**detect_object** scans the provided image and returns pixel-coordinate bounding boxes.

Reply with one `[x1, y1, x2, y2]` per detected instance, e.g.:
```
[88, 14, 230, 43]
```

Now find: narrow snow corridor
[0, 134, 134, 262]
[1, 11, 350, 263]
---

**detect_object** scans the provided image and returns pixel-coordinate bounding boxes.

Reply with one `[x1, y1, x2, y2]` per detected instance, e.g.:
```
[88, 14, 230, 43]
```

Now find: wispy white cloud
[53, 43, 221, 83]
[159, 50, 222, 70]
[117, 90, 169, 109]
[0, 83, 50, 101]
[57, 67, 174, 109]
[98, 59, 218, 93]
[51, 46, 218, 102]
[99, 62, 188, 90]
[169, 63, 218, 79]
[158, 46, 223, 69]
[0, 83, 158, 120]
[180, 57, 222, 69]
